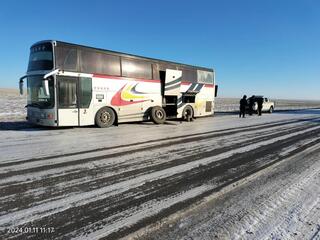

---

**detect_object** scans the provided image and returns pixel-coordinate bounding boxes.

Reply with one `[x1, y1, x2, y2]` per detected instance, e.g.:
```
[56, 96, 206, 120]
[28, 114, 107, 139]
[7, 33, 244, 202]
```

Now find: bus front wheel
[95, 107, 116, 128]
[150, 106, 166, 124]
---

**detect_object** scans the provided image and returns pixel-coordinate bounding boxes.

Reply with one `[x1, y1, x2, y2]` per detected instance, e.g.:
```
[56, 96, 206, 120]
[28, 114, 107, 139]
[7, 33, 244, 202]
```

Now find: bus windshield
[27, 76, 54, 108]
[28, 43, 53, 71]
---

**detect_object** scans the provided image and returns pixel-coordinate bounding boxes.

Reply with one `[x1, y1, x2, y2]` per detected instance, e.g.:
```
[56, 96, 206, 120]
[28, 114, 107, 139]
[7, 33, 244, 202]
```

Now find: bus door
[57, 76, 79, 126]
[78, 77, 93, 126]
[57, 76, 93, 126]
[164, 69, 182, 96]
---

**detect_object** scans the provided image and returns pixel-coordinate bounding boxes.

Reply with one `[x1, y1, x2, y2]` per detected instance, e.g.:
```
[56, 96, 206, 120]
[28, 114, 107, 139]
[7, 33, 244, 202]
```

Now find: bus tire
[95, 107, 116, 128]
[150, 106, 166, 124]
[182, 105, 194, 122]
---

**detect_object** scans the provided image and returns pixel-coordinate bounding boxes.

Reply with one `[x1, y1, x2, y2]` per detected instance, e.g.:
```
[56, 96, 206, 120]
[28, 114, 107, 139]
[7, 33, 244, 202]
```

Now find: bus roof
[31, 40, 214, 72]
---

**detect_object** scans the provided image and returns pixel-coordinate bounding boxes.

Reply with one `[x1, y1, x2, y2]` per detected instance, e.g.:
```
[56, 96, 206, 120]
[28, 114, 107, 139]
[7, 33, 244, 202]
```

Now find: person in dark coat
[248, 95, 255, 115]
[257, 97, 263, 116]
[239, 95, 247, 118]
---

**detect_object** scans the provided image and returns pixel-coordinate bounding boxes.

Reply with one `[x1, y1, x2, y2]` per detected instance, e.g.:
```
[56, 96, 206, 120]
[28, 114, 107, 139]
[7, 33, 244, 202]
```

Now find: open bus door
[159, 69, 182, 118]
[164, 69, 182, 96]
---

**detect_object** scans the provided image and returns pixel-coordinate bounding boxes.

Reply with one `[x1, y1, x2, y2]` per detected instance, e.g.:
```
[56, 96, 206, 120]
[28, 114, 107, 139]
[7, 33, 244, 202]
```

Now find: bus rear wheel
[150, 106, 166, 124]
[182, 105, 194, 122]
[95, 107, 115, 128]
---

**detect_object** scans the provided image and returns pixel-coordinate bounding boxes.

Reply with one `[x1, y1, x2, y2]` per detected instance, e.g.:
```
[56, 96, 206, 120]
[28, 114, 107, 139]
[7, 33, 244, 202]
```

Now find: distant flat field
[0, 88, 319, 122]
[215, 97, 320, 112]
[0, 88, 27, 121]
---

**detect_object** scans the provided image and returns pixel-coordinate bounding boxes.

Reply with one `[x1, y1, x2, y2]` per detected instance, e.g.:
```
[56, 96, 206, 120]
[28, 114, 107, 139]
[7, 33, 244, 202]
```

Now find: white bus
[19, 40, 217, 127]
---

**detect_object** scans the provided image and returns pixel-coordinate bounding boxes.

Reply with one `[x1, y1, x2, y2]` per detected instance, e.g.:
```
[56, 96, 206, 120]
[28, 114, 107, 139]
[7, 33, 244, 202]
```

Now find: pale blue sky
[0, 0, 319, 100]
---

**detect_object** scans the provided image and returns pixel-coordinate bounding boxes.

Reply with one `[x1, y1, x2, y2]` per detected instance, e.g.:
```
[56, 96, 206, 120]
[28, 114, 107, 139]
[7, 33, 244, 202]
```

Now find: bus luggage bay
[19, 40, 217, 127]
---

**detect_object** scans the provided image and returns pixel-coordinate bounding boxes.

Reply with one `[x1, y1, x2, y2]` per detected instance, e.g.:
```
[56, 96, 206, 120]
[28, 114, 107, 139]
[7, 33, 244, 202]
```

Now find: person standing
[257, 97, 263, 116]
[239, 95, 247, 118]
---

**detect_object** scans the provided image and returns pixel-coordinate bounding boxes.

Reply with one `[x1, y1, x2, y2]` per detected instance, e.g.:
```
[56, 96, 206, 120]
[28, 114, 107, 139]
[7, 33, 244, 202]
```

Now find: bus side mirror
[43, 79, 50, 96]
[19, 75, 27, 95]
[215, 85, 218, 97]
[19, 80, 24, 95]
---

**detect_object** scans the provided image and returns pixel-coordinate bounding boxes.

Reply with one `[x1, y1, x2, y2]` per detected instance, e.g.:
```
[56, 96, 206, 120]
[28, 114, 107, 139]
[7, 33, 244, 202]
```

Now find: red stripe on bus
[181, 82, 190, 85]
[93, 74, 161, 83]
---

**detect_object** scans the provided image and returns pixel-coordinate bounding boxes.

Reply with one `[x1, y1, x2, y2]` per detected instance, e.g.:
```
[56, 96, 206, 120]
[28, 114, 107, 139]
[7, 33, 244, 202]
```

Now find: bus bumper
[27, 107, 57, 127]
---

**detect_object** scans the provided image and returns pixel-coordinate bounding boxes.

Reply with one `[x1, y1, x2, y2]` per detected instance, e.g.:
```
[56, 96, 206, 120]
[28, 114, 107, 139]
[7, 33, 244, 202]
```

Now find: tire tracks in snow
[1, 116, 319, 168]
[0, 119, 316, 215]
[147, 142, 320, 240]
[1, 117, 320, 239]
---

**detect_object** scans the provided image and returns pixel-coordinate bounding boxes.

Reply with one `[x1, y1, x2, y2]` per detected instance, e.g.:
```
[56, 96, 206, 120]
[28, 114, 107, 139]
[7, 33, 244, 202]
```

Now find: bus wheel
[95, 107, 115, 128]
[182, 105, 194, 122]
[151, 106, 166, 124]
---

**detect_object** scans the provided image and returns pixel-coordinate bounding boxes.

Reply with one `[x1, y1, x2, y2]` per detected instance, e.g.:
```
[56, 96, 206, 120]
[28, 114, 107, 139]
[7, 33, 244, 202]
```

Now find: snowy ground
[0, 88, 26, 122]
[0, 89, 320, 240]
[135, 136, 320, 240]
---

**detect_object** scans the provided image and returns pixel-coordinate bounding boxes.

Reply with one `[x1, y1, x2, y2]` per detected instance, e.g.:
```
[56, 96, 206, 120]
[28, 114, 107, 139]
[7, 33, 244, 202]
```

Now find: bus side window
[56, 47, 78, 71]
[80, 50, 121, 76]
[121, 58, 152, 79]
[197, 70, 214, 84]
[181, 68, 197, 83]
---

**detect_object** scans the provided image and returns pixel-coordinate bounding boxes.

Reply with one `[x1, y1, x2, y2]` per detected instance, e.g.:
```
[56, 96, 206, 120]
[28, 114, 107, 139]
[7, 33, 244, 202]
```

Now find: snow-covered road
[0, 110, 320, 239]
[137, 132, 320, 240]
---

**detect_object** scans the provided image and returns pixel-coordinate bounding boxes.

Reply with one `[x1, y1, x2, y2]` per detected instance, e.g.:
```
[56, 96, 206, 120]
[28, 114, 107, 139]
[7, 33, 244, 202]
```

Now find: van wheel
[95, 107, 115, 128]
[150, 106, 166, 124]
[182, 105, 194, 122]
[269, 106, 274, 113]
